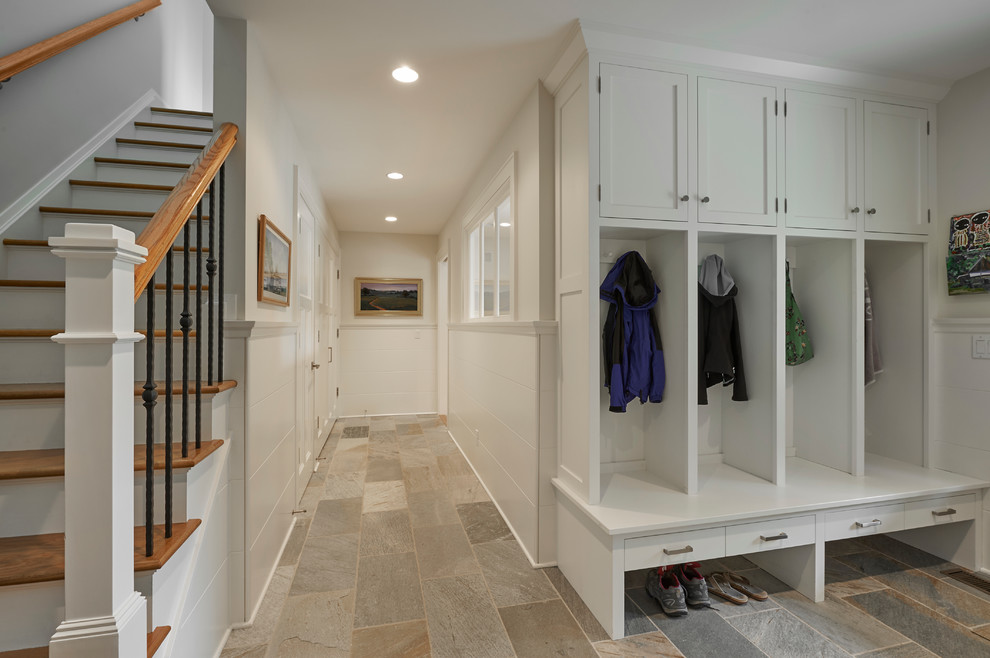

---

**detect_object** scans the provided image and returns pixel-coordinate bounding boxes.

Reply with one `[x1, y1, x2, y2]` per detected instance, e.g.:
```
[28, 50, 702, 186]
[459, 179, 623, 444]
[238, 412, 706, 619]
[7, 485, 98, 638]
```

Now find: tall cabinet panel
[864, 101, 929, 235]
[698, 78, 777, 226]
[785, 90, 857, 230]
[600, 64, 689, 221]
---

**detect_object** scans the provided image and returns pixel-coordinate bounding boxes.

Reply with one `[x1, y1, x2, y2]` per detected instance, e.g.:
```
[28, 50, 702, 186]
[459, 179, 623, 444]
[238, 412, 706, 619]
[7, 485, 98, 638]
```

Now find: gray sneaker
[646, 566, 687, 616]
[676, 562, 711, 607]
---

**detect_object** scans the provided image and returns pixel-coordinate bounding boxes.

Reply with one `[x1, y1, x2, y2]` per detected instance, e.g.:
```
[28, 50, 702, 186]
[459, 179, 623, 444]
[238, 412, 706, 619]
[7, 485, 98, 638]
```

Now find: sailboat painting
[258, 214, 292, 306]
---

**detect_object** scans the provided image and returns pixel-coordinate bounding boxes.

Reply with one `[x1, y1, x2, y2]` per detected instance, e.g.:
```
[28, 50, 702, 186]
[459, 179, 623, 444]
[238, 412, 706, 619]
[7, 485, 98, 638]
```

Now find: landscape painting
[355, 277, 423, 316]
[258, 215, 291, 306]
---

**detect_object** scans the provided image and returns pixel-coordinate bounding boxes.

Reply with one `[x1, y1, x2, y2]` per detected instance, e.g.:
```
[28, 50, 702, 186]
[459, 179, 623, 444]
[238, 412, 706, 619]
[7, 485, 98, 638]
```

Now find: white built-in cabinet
[553, 47, 985, 642]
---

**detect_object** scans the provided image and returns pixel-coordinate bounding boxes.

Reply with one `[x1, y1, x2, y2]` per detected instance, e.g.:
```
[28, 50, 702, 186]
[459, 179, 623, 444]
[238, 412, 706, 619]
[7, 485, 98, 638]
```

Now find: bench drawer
[905, 494, 978, 529]
[625, 527, 725, 570]
[825, 503, 904, 540]
[725, 515, 816, 554]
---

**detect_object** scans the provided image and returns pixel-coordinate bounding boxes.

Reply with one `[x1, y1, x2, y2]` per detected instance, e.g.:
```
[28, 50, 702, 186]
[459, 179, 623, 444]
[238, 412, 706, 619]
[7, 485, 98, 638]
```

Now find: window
[464, 154, 514, 320]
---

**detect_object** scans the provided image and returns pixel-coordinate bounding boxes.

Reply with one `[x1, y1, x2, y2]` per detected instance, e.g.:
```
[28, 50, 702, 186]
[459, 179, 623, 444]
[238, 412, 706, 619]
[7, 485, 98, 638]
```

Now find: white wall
[0, 0, 213, 216]
[338, 231, 438, 416]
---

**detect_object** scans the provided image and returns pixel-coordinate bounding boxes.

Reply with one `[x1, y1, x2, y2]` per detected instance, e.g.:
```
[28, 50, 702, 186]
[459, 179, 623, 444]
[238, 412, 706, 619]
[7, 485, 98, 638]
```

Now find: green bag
[785, 262, 814, 366]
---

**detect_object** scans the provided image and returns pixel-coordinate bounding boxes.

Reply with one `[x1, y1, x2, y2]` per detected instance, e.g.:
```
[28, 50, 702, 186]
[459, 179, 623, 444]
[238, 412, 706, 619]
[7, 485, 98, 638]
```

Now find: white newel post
[48, 224, 148, 657]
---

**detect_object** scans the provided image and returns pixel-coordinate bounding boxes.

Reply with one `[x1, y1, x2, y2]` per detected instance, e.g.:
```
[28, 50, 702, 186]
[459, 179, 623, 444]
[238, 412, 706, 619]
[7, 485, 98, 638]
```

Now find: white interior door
[315, 233, 334, 437]
[296, 200, 316, 499]
[437, 256, 449, 416]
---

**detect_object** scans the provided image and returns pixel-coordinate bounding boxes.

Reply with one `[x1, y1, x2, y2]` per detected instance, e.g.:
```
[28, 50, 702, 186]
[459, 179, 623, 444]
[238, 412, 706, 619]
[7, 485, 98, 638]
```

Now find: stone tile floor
[221, 415, 990, 657]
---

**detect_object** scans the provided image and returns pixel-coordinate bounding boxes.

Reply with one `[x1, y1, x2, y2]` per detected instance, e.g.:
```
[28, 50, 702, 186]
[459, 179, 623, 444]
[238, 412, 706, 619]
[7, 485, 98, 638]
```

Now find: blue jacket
[600, 251, 666, 412]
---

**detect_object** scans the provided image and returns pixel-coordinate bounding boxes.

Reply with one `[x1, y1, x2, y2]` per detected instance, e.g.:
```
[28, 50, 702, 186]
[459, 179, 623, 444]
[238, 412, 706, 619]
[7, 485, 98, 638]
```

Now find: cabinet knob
[851, 207, 860, 214]
[867, 208, 877, 215]
[680, 195, 689, 202]
[700, 196, 710, 203]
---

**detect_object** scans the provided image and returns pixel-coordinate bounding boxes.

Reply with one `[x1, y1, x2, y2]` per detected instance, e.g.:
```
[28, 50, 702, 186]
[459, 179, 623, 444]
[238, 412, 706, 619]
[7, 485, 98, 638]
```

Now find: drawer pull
[855, 519, 882, 528]
[932, 508, 957, 517]
[760, 532, 789, 542]
[663, 545, 694, 556]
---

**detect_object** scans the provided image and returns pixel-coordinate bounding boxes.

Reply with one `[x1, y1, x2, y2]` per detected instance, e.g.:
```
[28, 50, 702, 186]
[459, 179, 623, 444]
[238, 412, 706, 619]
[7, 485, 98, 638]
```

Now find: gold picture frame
[258, 215, 291, 307]
[354, 277, 423, 316]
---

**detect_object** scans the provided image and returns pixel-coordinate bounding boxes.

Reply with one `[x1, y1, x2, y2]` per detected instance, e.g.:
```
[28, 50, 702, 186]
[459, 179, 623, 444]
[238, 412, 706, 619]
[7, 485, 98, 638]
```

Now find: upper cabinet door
[698, 78, 777, 226]
[785, 90, 857, 231]
[600, 64, 688, 221]
[864, 101, 929, 235]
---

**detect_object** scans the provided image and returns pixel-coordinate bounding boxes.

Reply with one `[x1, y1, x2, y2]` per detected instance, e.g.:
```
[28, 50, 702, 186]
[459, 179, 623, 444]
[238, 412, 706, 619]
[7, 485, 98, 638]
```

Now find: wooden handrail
[134, 123, 238, 300]
[0, 0, 161, 83]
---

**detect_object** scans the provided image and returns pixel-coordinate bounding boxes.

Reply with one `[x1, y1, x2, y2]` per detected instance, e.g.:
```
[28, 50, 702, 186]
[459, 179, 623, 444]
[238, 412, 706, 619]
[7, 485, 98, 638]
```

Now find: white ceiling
[207, 0, 990, 235]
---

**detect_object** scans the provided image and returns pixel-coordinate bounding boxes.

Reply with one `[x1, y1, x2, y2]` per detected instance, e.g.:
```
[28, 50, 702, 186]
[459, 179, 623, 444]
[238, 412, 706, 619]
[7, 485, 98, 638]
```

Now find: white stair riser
[95, 164, 187, 186]
[0, 472, 189, 538]
[147, 112, 214, 130]
[0, 581, 63, 652]
[70, 187, 210, 213]
[116, 144, 200, 163]
[4, 246, 210, 287]
[132, 393, 225, 447]
[133, 128, 212, 145]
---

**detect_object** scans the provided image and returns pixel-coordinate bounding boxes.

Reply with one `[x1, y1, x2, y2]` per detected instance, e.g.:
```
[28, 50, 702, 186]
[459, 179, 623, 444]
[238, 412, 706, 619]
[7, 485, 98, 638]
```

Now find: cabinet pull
[700, 196, 710, 203]
[760, 532, 788, 541]
[680, 195, 689, 202]
[867, 208, 877, 215]
[932, 508, 957, 517]
[663, 545, 694, 556]
[851, 207, 860, 214]
[855, 519, 882, 528]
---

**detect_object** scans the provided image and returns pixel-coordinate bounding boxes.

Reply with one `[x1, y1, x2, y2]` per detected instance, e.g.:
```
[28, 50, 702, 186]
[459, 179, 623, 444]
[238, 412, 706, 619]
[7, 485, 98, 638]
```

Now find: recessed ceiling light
[499, 222, 511, 228]
[392, 66, 418, 83]
[385, 216, 398, 222]
[387, 172, 404, 180]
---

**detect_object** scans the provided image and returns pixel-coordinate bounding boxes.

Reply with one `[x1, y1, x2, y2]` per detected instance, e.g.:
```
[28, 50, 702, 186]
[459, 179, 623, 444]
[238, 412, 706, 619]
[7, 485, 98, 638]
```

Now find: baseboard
[0, 88, 161, 236]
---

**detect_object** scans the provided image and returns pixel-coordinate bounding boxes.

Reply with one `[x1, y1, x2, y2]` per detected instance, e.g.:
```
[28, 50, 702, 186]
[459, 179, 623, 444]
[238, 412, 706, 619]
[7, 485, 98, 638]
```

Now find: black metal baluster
[196, 200, 203, 449]
[143, 275, 157, 557]
[180, 224, 191, 458]
[218, 165, 226, 383]
[207, 180, 216, 385]
[164, 246, 173, 538]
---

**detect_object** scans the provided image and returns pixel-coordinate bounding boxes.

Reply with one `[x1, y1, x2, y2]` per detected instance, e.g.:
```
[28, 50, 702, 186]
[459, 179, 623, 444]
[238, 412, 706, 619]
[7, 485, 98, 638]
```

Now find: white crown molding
[543, 22, 587, 95]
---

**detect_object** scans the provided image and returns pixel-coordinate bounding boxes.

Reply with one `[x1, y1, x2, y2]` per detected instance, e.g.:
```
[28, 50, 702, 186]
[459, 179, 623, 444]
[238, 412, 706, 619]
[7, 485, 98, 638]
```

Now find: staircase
[0, 107, 236, 656]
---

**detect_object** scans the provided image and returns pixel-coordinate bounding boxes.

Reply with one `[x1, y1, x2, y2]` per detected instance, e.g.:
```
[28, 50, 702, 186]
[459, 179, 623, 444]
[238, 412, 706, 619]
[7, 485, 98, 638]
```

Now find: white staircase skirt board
[0, 581, 64, 652]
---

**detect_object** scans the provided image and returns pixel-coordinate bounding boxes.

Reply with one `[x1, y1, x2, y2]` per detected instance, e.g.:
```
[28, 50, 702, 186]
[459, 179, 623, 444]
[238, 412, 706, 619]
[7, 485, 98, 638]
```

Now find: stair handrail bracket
[134, 122, 238, 299]
[0, 0, 162, 85]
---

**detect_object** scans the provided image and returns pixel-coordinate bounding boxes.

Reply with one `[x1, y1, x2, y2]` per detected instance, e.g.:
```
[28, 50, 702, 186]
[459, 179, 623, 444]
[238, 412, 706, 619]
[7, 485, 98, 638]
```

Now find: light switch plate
[973, 334, 990, 359]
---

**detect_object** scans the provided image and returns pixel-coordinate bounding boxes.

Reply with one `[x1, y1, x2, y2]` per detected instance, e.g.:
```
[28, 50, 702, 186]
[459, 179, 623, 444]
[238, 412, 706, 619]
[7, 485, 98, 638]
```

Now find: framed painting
[258, 214, 292, 306]
[354, 277, 423, 316]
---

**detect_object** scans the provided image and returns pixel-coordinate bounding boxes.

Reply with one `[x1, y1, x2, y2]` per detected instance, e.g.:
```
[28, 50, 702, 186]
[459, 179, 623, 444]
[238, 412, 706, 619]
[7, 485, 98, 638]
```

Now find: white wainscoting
[339, 325, 437, 416]
[448, 322, 557, 565]
[931, 318, 990, 571]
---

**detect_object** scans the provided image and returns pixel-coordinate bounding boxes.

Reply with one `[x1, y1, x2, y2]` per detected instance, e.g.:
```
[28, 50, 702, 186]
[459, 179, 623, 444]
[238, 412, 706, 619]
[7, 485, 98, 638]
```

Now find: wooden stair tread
[0, 280, 64, 288]
[68, 179, 174, 192]
[0, 625, 171, 658]
[0, 380, 237, 400]
[135, 121, 212, 133]
[0, 519, 201, 587]
[150, 106, 213, 118]
[0, 440, 224, 481]
[94, 156, 191, 169]
[0, 647, 49, 657]
[116, 138, 203, 150]
[39, 206, 211, 221]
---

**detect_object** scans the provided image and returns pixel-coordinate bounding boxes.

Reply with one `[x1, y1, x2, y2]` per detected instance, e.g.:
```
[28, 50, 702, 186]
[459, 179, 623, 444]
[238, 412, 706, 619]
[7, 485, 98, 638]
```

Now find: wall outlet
[973, 334, 990, 359]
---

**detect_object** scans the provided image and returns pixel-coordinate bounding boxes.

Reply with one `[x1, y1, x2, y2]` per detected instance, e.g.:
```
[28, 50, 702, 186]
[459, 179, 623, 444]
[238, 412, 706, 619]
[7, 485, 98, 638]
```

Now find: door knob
[311, 362, 321, 370]
[867, 208, 877, 215]
[700, 196, 710, 203]
[680, 195, 689, 202]
[851, 207, 860, 214]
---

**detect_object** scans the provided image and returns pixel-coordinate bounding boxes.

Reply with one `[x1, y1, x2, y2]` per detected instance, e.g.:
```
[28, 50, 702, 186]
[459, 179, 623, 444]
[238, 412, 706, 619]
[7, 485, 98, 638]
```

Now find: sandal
[724, 572, 768, 601]
[706, 572, 748, 605]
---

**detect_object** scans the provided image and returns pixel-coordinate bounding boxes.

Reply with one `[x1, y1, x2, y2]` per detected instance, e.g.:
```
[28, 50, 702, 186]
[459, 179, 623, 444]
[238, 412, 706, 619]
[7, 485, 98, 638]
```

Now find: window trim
[462, 153, 516, 321]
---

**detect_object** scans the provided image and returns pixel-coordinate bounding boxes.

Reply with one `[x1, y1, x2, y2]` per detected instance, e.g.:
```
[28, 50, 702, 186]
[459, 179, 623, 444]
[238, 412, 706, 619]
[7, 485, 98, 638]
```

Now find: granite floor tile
[365, 456, 404, 482]
[369, 429, 398, 442]
[709, 554, 757, 572]
[825, 556, 889, 598]
[328, 440, 368, 472]
[446, 473, 490, 504]
[846, 587, 990, 657]
[428, 439, 461, 456]
[398, 448, 439, 469]
[359, 510, 414, 556]
[544, 566, 610, 642]
[594, 631, 684, 657]
[362, 480, 408, 512]
[407, 489, 460, 528]
[727, 608, 849, 658]
[457, 501, 514, 543]
[296, 481, 324, 519]
[837, 551, 990, 626]
[857, 534, 961, 577]
[353, 552, 425, 628]
[267, 589, 353, 657]
[395, 423, 424, 435]
[397, 434, 430, 451]
[350, 619, 431, 658]
[499, 599, 598, 658]
[368, 439, 400, 459]
[975, 623, 990, 641]
[436, 452, 474, 478]
[649, 605, 767, 658]
[771, 590, 909, 654]
[402, 464, 445, 493]
[858, 642, 939, 657]
[322, 471, 365, 500]
[623, 593, 659, 636]
[319, 435, 339, 459]
[220, 645, 267, 657]
[369, 418, 395, 430]
[278, 518, 311, 567]
[224, 566, 293, 650]
[474, 539, 557, 606]
[825, 537, 869, 557]
[289, 533, 359, 595]
[421, 574, 515, 658]
[942, 573, 990, 606]
[342, 425, 370, 438]
[309, 497, 362, 536]
[413, 523, 479, 579]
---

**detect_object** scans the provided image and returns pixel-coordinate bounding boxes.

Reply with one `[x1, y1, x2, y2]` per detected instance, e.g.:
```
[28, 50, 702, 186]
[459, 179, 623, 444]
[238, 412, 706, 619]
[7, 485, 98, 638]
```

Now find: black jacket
[698, 258, 748, 404]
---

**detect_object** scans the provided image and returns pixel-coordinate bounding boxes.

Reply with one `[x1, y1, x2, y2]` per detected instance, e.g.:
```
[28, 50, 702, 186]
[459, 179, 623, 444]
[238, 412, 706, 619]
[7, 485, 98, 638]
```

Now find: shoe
[676, 562, 711, 607]
[706, 572, 749, 605]
[646, 566, 687, 617]
[724, 572, 768, 601]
